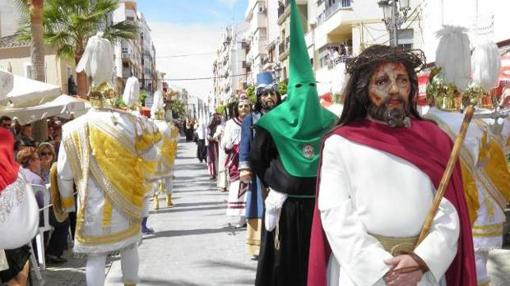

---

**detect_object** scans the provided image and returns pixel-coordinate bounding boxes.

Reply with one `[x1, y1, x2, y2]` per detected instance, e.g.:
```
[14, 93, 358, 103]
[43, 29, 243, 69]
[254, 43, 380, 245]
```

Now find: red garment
[307, 118, 476, 286]
[0, 128, 19, 192]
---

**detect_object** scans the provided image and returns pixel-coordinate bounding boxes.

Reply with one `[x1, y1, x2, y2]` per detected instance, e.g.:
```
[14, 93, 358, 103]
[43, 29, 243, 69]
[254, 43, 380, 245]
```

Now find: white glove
[264, 189, 287, 232]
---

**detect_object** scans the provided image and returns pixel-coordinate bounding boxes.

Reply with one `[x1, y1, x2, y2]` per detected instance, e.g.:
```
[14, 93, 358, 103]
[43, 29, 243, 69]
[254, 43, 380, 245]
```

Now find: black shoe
[46, 255, 67, 264]
[251, 255, 259, 261]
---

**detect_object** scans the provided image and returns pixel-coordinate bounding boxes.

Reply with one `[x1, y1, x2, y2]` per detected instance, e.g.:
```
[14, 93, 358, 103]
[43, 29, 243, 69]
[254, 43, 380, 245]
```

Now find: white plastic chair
[31, 184, 54, 271]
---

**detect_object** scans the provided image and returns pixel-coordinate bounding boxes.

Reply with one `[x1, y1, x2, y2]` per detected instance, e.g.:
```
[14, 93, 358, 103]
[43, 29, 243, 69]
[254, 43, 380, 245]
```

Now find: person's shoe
[46, 255, 66, 264]
[142, 226, 155, 235]
[166, 193, 174, 208]
[250, 255, 259, 261]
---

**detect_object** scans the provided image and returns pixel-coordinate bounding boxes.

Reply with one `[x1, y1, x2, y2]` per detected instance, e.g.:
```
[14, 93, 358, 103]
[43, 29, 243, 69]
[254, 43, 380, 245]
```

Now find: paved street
[104, 138, 257, 285]
[33, 137, 510, 285]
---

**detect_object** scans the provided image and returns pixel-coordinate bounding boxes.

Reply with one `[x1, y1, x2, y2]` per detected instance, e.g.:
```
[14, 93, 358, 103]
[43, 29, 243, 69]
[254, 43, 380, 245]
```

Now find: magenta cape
[307, 118, 476, 286]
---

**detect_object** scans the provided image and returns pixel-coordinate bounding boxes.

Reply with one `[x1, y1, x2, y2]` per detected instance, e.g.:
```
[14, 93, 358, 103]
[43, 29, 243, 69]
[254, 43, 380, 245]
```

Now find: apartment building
[0, 0, 74, 93]
[212, 22, 250, 108]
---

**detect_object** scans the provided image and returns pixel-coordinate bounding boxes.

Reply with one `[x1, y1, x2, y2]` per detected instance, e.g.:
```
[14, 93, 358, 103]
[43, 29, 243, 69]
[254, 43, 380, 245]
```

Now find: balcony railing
[317, 0, 352, 24]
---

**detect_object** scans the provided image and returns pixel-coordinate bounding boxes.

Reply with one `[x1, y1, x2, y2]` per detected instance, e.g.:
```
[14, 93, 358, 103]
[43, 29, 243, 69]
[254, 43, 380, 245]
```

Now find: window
[24, 63, 33, 79]
[391, 29, 414, 49]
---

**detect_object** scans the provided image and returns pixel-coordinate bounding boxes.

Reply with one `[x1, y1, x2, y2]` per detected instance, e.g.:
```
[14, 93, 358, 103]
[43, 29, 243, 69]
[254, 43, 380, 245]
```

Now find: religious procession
[1, 0, 510, 285]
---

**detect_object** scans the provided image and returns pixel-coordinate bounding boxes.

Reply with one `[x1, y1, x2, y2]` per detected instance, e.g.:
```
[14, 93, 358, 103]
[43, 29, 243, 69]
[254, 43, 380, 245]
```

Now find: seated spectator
[15, 124, 37, 150]
[16, 147, 44, 188]
[36, 143, 69, 264]
[0, 116, 13, 134]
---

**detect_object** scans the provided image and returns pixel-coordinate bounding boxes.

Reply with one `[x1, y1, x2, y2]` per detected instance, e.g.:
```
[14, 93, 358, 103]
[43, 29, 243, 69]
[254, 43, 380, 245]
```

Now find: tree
[18, 0, 138, 97]
[14, 0, 47, 140]
[170, 99, 186, 119]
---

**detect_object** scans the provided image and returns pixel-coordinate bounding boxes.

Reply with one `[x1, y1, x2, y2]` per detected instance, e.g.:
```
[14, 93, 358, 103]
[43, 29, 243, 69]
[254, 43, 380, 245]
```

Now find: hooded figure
[249, 0, 336, 285]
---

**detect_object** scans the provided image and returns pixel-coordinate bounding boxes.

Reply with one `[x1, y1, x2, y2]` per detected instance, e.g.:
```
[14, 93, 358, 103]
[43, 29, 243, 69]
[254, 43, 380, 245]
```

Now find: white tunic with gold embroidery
[57, 109, 159, 254]
[151, 120, 178, 186]
[426, 108, 510, 284]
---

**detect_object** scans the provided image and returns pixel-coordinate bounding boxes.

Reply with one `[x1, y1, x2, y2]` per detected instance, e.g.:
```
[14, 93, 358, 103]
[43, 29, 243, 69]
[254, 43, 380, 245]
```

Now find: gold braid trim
[425, 113, 480, 222]
[49, 163, 69, 223]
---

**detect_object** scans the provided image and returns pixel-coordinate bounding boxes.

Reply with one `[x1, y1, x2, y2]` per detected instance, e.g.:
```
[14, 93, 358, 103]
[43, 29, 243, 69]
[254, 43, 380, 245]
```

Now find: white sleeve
[318, 136, 392, 286]
[414, 198, 459, 282]
[0, 180, 39, 249]
[57, 140, 76, 212]
[221, 122, 233, 151]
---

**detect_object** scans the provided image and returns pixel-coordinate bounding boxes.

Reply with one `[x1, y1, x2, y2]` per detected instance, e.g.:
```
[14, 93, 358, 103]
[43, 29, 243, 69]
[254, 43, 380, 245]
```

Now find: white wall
[0, 0, 22, 37]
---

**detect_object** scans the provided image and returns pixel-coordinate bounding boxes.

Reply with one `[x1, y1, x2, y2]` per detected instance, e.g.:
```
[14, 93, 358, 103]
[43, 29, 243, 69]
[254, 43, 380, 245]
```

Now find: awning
[0, 70, 61, 108]
[0, 94, 90, 125]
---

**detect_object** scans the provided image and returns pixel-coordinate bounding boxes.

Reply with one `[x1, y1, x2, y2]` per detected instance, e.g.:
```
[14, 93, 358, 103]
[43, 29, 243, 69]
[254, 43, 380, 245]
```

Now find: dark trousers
[196, 139, 207, 162]
[46, 208, 70, 257]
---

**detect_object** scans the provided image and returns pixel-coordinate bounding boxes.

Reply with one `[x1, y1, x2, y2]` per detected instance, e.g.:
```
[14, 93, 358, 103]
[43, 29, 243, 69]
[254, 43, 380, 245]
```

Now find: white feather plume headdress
[435, 25, 471, 91]
[122, 76, 140, 108]
[76, 32, 114, 85]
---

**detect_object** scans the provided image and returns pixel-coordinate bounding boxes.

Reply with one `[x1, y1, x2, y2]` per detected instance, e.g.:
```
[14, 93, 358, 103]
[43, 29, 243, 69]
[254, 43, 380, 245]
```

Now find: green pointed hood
[255, 0, 337, 178]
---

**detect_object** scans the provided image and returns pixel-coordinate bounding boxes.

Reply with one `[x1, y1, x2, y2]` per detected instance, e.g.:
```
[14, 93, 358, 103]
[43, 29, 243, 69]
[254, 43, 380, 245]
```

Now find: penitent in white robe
[57, 109, 158, 254]
[319, 134, 460, 286]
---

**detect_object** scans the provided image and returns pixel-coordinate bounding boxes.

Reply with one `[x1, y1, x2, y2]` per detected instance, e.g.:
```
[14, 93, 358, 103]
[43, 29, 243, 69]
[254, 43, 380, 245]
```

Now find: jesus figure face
[368, 62, 411, 127]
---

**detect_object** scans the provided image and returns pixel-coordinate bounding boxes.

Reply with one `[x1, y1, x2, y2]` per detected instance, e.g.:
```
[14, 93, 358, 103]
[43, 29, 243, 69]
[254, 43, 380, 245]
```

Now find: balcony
[317, 0, 352, 24]
[242, 61, 251, 69]
[278, 37, 290, 61]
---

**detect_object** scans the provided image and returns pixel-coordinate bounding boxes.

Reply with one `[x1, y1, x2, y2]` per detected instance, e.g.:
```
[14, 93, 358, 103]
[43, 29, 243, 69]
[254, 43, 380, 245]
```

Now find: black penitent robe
[250, 127, 316, 286]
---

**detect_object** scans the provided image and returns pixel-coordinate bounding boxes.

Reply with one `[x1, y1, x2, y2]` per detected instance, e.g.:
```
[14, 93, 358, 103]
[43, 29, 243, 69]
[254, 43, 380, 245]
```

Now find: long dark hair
[254, 87, 281, 113]
[338, 45, 425, 126]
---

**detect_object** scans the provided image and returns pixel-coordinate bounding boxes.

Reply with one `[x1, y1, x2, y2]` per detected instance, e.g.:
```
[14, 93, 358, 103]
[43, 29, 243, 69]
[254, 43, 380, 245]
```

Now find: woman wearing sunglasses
[36, 143, 70, 265]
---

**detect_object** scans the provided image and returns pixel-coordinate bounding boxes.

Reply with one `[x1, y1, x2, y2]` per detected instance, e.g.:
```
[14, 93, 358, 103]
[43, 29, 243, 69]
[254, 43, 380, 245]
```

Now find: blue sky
[136, 0, 249, 99]
[137, 0, 248, 26]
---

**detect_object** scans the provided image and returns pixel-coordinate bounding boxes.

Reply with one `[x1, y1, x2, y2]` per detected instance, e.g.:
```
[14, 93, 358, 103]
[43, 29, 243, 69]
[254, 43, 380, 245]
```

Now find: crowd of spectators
[0, 115, 74, 284]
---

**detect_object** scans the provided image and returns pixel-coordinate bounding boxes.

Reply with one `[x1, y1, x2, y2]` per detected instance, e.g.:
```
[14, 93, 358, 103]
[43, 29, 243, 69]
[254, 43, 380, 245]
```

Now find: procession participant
[307, 44, 477, 286]
[215, 109, 229, 193]
[122, 75, 160, 235]
[222, 97, 252, 227]
[239, 71, 281, 259]
[0, 128, 39, 285]
[425, 27, 510, 286]
[195, 118, 207, 163]
[57, 33, 160, 286]
[150, 90, 178, 209]
[250, 1, 337, 284]
[207, 113, 221, 180]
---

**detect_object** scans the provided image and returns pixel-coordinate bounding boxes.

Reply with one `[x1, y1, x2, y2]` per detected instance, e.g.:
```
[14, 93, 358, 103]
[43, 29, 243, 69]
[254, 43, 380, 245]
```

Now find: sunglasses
[40, 152, 53, 156]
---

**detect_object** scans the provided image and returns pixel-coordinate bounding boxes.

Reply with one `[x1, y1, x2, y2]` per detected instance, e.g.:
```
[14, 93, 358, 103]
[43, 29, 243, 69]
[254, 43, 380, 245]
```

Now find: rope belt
[370, 233, 418, 256]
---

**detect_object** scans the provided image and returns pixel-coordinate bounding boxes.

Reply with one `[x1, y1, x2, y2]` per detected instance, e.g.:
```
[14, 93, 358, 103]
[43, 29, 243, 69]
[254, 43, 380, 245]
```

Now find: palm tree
[13, 0, 44, 81]
[13, 0, 46, 140]
[18, 0, 138, 97]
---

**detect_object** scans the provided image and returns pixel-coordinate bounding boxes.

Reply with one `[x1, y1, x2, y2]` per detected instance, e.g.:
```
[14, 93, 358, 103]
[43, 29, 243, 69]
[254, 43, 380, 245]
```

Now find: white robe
[0, 173, 39, 250]
[57, 109, 157, 254]
[319, 134, 460, 286]
[221, 118, 245, 216]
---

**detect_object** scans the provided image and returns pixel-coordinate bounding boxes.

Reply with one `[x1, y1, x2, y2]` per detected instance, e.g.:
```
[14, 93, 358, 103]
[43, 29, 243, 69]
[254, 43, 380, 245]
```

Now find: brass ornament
[88, 81, 118, 109]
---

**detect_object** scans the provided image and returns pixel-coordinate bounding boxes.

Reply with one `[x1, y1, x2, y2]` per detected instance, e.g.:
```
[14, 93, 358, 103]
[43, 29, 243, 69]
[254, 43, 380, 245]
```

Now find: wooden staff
[416, 105, 475, 245]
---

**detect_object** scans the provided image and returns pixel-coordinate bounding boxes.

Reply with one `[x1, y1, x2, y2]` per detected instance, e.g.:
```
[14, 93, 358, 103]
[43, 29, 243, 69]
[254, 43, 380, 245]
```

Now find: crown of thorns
[346, 45, 426, 75]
